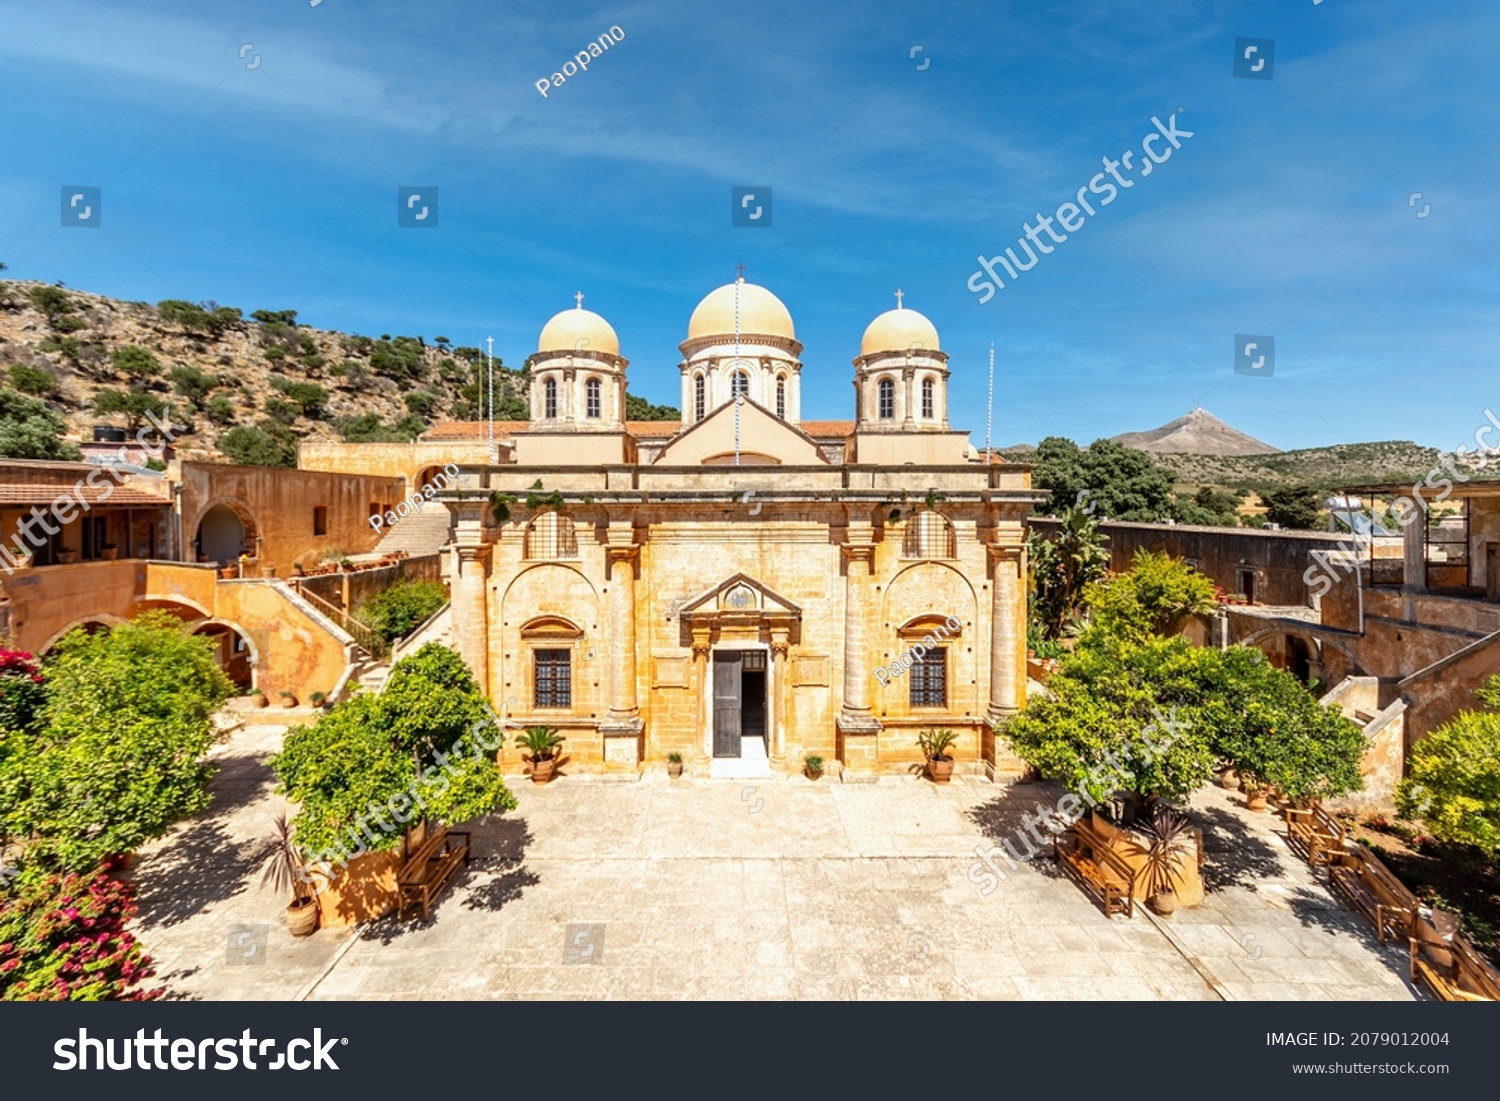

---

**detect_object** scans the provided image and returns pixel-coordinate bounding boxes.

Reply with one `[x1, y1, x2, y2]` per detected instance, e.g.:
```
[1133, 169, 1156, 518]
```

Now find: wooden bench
[1285, 801, 1346, 869]
[1409, 918, 1500, 1002]
[1054, 819, 1138, 918]
[397, 826, 471, 922]
[1328, 849, 1418, 944]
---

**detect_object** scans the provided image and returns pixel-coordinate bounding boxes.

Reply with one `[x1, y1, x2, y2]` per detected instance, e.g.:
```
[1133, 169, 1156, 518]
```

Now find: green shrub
[205, 395, 236, 426]
[355, 580, 449, 643]
[219, 424, 296, 467]
[109, 345, 160, 379]
[0, 388, 82, 460]
[7, 364, 58, 397]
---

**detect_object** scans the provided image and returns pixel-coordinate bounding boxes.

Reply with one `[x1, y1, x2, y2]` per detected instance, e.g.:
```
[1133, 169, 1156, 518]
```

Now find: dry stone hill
[0, 280, 529, 463]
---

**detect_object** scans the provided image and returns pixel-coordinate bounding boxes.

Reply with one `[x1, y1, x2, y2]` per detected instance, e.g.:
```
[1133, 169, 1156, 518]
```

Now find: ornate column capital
[840, 542, 877, 570]
[455, 543, 492, 566]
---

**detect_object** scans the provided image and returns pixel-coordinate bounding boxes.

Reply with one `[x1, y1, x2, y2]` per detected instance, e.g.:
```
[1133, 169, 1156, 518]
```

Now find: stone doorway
[711, 647, 770, 778]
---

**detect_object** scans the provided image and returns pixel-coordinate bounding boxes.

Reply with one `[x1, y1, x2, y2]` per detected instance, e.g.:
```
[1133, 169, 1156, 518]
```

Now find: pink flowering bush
[0, 647, 45, 733]
[0, 871, 160, 1001]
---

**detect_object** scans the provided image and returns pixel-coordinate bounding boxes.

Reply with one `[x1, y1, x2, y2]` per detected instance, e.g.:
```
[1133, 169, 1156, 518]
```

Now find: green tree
[110, 345, 161, 379]
[1171, 485, 1243, 526]
[219, 424, 297, 467]
[1261, 486, 1324, 531]
[205, 395, 237, 426]
[1201, 647, 1365, 801]
[92, 388, 166, 432]
[0, 388, 81, 460]
[1028, 501, 1109, 640]
[1006, 634, 1218, 805]
[1397, 676, 1500, 851]
[27, 286, 75, 328]
[283, 382, 327, 417]
[625, 393, 681, 421]
[1, 613, 232, 874]
[1083, 549, 1217, 641]
[1032, 436, 1179, 521]
[167, 365, 217, 404]
[271, 644, 517, 860]
[251, 309, 298, 327]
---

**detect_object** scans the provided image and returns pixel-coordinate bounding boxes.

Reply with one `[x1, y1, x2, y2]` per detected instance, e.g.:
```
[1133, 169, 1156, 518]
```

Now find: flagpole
[486, 336, 495, 463]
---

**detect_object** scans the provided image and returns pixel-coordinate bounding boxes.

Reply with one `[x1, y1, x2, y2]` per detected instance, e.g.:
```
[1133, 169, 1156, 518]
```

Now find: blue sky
[2, 0, 1496, 451]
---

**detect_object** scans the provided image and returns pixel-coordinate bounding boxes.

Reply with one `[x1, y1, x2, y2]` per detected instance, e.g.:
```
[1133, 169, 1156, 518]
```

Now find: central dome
[860, 304, 940, 356]
[538, 304, 619, 356]
[687, 278, 795, 342]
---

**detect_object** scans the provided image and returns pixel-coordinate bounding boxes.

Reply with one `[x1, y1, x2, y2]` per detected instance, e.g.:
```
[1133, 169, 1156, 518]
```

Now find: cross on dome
[574, 291, 585, 309]
[894, 289, 904, 309]
[735, 262, 747, 283]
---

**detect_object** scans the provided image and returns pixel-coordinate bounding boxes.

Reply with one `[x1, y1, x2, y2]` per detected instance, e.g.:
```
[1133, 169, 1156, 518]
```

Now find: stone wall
[294, 554, 445, 615]
[178, 461, 406, 573]
[1031, 517, 1352, 607]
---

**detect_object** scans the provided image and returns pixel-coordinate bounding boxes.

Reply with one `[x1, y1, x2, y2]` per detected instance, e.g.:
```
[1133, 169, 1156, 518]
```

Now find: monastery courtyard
[131, 713, 1420, 1002]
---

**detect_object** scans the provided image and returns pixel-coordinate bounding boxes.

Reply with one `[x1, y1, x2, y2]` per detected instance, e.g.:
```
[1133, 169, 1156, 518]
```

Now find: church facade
[441, 277, 1040, 779]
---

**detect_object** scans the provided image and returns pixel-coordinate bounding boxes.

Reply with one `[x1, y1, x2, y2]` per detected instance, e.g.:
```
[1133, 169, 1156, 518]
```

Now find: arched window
[693, 374, 705, 422]
[585, 377, 601, 419]
[776, 376, 786, 419]
[544, 377, 558, 419]
[732, 371, 750, 400]
[525, 511, 578, 559]
[921, 378, 934, 419]
[877, 378, 895, 420]
[902, 510, 956, 558]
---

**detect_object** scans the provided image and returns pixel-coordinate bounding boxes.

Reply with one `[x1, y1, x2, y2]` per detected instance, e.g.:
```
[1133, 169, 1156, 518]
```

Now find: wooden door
[712, 652, 742, 758]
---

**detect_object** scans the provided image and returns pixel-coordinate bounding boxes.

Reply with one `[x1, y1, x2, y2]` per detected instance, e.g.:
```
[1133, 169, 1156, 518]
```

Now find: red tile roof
[0, 485, 169, 507]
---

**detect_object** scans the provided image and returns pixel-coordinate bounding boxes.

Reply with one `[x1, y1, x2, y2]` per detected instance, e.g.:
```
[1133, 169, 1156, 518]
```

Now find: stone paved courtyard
[129, 715, 1421, 1001]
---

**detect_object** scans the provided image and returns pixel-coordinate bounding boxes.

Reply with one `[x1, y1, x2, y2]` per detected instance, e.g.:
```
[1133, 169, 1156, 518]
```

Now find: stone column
[691, 630, 712, 764]
[901, 366, 916, 430]
[600, 531, 643, 769]
[985, 543, 1027, 723]
[1402, 507, 1426, 591]
[769, 626, 790, 769]
[837, 540, 881, 775]
[453, 543, 492, 693]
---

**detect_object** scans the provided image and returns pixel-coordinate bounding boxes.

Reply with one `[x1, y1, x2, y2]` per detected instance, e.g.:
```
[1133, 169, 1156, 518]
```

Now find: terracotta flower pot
[219, 567, 237, 579]
[1218, 768, 1241, 791]
[280, 695, 298, 708]
[1148, 889, 1178, 917]
[667, 761, 683, 778]
[927, 757, 954, 784]
[287, 897, 319, 937]
[531, 757, 556, 783]
[250, 693, 268, 708]
[1246, 791, 1268, 812]
[806, 769, 823, 781]
[101, 547, 119, 561]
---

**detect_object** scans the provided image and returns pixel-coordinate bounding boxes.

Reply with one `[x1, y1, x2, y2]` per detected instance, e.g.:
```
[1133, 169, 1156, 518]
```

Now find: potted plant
[292, 562, 306, 577]
[310, 691, 328, 711]
[259, 562, 277, 578]
[100, 542, 119, 561]
[516, 725, 563, 783]
[219, 562, 238, 579]
[805, 754, 824, 780]
[667, 751, 683, 778]
[8, 542, 33, 568]
[1144, 805, 1193, 917]
[917, 729, 958, 783]
[278, 689, 298, 709]
[1217, 763, 1241, 791]
[1243, 780, 1268, 812]
[338, 558, 354, 572]
[248, 687, 268, 708]
[259, 814, 318, 937]
[56, 546, 79, 565]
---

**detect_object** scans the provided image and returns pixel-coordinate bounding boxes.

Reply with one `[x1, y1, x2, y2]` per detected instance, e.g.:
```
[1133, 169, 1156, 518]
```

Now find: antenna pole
[734, 272, 741, 466]
[985, 342, 995, 460]
[486, 336, 496, 464]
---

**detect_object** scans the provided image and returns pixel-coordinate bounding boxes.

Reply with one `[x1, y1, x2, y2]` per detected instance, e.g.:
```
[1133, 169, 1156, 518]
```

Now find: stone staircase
[369, 506, 451, 558]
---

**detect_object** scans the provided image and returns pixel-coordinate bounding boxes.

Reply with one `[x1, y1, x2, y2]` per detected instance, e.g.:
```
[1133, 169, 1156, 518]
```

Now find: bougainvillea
[0, 871, 160, 1001]
[0, 647, 45, 733]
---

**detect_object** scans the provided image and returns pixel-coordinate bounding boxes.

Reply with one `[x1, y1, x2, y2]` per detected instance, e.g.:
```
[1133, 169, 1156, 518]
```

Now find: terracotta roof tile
[0, 485, 170, 507]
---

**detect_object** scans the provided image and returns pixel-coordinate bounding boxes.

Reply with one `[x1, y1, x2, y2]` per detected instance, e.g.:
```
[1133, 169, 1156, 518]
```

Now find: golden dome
[860, 301, 940, 356]
[687, 278, 795, 342]
[538, 301, 619, 356]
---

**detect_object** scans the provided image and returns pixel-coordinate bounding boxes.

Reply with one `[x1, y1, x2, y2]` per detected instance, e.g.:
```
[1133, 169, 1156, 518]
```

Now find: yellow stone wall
[299, 440, 497, 496]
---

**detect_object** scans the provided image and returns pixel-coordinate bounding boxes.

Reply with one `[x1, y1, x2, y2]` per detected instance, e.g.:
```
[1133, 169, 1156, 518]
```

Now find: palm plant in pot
[516, 725, 563, 783]
[260, 814, 318, 936]
[1143, 805, 1194, 917]
[918, 729, 958, 783]
[667, 751, 683, 778]
[804, 754, 824, 780]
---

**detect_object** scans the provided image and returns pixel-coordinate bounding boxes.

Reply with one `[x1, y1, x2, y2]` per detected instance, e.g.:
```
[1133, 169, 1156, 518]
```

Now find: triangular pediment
[653, 399, 829, 466]
[678, 572, 802, 618]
